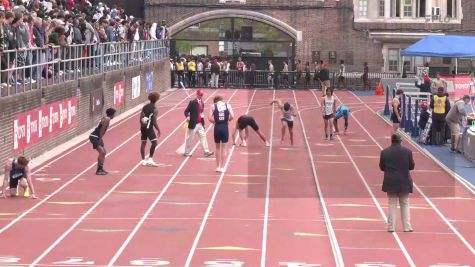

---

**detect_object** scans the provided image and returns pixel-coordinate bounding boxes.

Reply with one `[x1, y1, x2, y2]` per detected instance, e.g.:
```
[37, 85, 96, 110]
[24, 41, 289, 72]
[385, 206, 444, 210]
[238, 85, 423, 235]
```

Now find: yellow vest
[188, 62, 196, 72]
[433, 95, 447, 114]
[176, 62, 184, 71]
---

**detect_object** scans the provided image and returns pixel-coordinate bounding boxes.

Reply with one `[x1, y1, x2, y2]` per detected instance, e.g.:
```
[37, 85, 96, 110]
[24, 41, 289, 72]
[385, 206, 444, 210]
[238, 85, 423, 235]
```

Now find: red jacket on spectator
[3, 0, 10, 10]
[66, 0, 75, 10]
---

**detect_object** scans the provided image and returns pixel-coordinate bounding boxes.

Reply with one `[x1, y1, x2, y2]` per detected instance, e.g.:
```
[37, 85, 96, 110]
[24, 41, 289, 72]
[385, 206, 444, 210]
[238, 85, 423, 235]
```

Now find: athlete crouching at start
[2, 156, 37, 199]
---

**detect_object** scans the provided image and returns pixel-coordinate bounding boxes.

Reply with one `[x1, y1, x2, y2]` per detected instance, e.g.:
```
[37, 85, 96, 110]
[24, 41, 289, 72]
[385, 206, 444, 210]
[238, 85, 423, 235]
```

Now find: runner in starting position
[334, 104, 350, 135]
[232, 115, 270, 147]
[2, 156, 37, 199]
[271, 99, 297, 145]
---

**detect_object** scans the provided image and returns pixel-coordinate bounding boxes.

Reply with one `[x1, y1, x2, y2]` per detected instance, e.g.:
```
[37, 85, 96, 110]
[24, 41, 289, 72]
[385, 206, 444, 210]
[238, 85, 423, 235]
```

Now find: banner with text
[13, 96, 78, 151]
[114, 81, 125, 108]
[132, 76, 141, 99]
[441, 75, 471, 97]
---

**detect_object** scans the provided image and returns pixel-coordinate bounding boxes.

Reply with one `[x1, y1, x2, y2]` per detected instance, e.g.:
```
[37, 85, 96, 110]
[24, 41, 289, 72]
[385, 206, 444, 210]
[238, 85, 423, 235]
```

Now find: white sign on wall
[132, 76, 141, 99]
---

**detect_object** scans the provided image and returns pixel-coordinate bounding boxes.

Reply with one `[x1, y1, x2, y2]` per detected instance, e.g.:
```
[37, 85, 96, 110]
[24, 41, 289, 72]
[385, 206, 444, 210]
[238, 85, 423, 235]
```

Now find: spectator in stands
[430, 87, 450, 145]
[337, 60, 346, 89]
[446, 95, 471, 153]
[432, 73, 448, 93]
[362, 62, 370, 90]
[415, 74, 431, 93]
[188, 57, 196, 88]
[210, 58, 220, 88]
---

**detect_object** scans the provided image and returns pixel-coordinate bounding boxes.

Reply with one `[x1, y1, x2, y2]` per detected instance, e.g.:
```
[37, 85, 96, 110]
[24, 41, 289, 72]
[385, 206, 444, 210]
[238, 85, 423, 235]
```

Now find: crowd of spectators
[0, 0, 169, 86]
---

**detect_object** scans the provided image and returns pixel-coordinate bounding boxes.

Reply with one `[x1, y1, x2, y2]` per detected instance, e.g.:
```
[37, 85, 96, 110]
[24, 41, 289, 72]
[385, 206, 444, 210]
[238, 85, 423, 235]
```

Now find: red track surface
[0, 89, 474, 267]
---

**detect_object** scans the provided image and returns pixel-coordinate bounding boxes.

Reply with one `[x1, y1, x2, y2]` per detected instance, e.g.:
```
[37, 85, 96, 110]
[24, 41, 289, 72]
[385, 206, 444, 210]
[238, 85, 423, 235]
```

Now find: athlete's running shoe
[146, 158, 159, 167]
[96, 169, 108, 175]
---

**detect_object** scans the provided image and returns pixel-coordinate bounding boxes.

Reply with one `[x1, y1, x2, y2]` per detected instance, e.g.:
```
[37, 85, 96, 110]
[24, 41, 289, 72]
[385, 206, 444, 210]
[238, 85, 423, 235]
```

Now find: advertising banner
[91, 88, 104, 116]
[13, 97, 78, 151]
[441, 75, 471, 97]
[114, 81, 125, 108]
[132, 76, 141, 99]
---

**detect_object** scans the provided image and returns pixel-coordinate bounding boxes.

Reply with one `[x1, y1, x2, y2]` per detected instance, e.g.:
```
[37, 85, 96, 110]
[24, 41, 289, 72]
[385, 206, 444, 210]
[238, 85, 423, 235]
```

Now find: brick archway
[169, 9, 299, 40]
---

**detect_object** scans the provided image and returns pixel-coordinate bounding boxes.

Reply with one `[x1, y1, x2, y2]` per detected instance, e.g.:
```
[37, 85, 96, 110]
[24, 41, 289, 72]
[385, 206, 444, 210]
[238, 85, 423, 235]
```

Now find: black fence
[171, 70, 415, 90]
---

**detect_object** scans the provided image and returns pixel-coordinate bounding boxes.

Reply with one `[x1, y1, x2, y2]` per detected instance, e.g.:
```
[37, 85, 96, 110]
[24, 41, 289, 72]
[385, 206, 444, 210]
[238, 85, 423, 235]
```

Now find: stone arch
[169, 9, 299, 40]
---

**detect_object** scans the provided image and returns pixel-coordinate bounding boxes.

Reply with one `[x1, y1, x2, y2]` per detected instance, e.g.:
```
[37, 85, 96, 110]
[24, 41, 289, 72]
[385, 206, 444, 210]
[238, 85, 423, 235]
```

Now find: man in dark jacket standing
[183, 89, 214, 157]
[379, 133, 415, 233]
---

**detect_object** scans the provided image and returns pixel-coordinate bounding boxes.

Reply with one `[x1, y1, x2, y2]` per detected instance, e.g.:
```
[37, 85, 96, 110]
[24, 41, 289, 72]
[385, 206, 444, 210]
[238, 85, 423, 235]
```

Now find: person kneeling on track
[271, 99, 297, 146]
[232, 115, 270, 147]
[334, 104, 350, 136]
[2, 156, 37, 199]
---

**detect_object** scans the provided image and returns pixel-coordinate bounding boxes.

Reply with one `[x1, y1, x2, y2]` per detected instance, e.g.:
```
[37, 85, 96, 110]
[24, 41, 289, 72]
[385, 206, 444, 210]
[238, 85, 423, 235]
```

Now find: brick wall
[0, 59, 170, 167]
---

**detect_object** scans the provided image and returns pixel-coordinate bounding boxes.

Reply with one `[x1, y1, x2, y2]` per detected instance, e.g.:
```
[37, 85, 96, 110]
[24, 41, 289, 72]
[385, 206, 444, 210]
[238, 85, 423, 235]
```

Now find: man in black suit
[379, 133, 415, 233]
[183, 89, 214, 157]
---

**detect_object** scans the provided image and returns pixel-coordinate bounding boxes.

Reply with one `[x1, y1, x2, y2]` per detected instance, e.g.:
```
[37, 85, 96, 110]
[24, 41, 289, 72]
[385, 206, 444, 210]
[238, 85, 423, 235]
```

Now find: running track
[0, 88, 474, 267]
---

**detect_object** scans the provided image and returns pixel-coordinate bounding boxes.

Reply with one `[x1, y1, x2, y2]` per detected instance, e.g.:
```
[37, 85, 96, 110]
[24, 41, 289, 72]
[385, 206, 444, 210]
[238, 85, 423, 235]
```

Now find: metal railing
[171, 70, 416, 90]
[1, 40, 169, 97]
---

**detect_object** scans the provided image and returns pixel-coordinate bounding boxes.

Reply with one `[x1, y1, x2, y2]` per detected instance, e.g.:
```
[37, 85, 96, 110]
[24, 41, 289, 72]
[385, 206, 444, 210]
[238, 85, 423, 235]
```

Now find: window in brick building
[379, 0, 385, 17]
[388, 49, 399, 72]
[345, 51, 354, 65]
[329, 51, 337, 64]
[359, 0, 368, 17]
[403, 0, 413, 17]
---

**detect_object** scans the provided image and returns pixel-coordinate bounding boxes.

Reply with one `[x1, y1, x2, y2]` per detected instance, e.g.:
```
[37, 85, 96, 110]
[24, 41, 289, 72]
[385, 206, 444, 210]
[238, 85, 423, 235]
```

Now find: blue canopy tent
[401, 35, 475, 74]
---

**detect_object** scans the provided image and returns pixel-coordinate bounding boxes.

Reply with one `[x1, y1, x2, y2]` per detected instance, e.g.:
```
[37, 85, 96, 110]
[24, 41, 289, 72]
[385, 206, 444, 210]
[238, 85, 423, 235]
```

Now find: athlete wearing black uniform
[89, 108, 116, 175]
[2, 156, 37, 199]
[140, 92, 161, 167]
[232, 115, 270, 147]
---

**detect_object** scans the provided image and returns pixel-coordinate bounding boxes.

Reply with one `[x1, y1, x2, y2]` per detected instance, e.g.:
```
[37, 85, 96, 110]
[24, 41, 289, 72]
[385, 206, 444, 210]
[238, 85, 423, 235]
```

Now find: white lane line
[259, 89, 276, 267]
[183, 90, 258, 267]
[107, 89, 240, 267]
[0, 92, 189, 237]
[343, 92, 475, 256]
[293, 90, 345, 267]
[330, 92, 416, 266]
[29, 90, 214, 267]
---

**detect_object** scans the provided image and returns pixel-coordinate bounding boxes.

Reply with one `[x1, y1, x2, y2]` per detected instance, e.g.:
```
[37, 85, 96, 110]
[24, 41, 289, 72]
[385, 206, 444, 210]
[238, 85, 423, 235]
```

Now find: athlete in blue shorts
[334, 105, 350, 135]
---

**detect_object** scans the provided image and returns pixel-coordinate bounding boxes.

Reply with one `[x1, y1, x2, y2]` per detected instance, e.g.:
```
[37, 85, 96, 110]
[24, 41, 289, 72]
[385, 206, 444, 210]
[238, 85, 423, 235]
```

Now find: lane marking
[182, 90, 260, 267]
[30, 90, 222, 267]
[260, 89, 275, 267]
[292, 232, 328, 237]
[174, 182, 215, 186]
[329, 204, 373, 207]
[330, 92, 416, 267]
[293, 90, 344, 267]
[78, 228, 129, 233]
[46, 202, 94, 205]
[108, 89, 242, 267]
[115, 191, 160, 195]
[332, 217, 381, 222]
[197, 246, 259, 251]
[160, 202, 208, 206]
[0, 92, 191, 237]
[345, 92, 475, 255]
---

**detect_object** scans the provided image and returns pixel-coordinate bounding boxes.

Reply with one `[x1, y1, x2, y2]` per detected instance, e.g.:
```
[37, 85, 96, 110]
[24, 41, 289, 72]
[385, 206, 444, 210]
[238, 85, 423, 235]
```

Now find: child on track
[271, 99, 298, 145]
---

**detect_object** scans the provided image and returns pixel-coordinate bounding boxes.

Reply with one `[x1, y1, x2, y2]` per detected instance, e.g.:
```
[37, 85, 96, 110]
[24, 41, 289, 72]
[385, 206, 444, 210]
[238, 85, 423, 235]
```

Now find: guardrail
[171, 70, 416, 90]
[0, 40, 169, 97]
